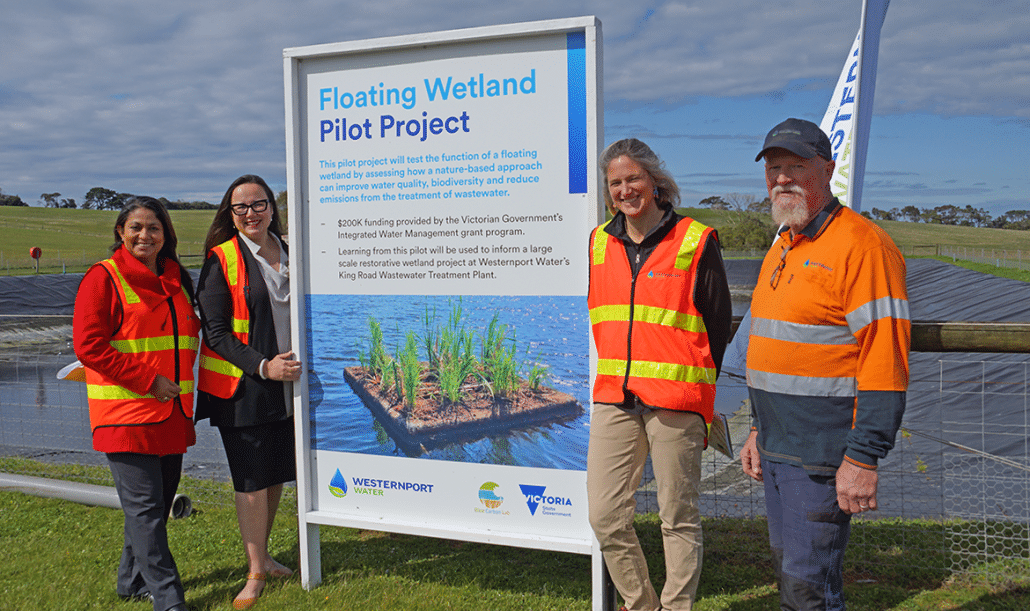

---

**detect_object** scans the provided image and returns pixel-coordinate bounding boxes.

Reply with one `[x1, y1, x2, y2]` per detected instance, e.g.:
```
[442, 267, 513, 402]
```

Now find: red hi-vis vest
[588, 218, 718, 422]
[197, 237, 250, 399]
[86, 258, 200, 431]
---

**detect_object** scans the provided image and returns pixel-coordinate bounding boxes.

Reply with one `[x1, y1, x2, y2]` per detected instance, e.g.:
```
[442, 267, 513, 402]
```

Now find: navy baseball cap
[755, 118, 833, 162]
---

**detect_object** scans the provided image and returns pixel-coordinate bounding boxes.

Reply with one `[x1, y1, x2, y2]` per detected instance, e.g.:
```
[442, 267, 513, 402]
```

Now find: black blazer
[195, 235, 289, 428]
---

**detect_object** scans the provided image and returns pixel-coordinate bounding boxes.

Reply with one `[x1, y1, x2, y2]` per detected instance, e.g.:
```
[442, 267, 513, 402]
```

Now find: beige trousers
[587, 402, 705, 611]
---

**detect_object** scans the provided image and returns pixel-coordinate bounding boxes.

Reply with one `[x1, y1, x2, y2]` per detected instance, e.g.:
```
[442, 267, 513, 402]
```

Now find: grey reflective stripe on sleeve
[846, 296, 911, 334]
[750, 316, 857, 346]
[746, 368, 857, 397]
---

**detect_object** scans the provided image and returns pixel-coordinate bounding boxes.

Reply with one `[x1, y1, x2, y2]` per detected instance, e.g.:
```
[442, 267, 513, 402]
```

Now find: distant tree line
[865, 204, 1030, 230]
[0, 186, 216, 210]
[0, 188, 28, 206]
[695, 193, 776, 250]
[695, 193, 1030, 251]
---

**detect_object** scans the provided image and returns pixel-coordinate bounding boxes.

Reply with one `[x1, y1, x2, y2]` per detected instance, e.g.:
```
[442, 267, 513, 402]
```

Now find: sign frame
[283, 16, 605, 605]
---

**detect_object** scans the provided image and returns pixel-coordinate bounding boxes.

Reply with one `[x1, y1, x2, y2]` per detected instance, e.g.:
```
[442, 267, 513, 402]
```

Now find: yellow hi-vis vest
[587, 217, 717, 422]
[85, 258, 200, 431]
[197, 237, 250, 399]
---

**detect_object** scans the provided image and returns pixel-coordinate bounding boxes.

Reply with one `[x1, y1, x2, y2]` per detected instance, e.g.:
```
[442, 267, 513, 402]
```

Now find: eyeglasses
[770, 243, 791, 289]
[231, 199, 269, 215]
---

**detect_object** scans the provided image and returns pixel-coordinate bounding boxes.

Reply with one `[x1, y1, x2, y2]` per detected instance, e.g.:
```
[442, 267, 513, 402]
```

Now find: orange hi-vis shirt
[589, 216, 718, 422]
[747, 199, 910, 474]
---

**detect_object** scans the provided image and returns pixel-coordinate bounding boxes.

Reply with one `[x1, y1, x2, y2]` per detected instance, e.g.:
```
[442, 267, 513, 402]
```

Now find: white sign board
[284, 17, 604, 601]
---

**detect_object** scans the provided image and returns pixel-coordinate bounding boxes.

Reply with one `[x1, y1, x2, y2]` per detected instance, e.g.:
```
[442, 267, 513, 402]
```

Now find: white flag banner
[819, 0, 890, 212]
[722, 0, 890, 379]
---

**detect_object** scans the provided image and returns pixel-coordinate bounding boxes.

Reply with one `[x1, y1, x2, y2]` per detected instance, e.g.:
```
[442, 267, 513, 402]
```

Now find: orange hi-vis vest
[588, 218, 718, 422]
[197, 237, 250, 399]
[86, 258, 200, 431]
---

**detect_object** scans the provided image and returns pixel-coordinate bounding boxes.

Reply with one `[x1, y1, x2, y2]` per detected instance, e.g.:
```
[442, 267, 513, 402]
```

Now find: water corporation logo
[475, 481, 510, 515]
[519, 484, 573, 517]
[803, 259, 833, 271]
[328, 469, 434, 499]
[647, 270, 682, 279]
[329, 468, 348, 498]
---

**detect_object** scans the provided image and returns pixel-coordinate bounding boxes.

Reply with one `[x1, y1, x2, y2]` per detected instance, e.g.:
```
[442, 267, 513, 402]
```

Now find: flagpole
[849, 0, 890, 212]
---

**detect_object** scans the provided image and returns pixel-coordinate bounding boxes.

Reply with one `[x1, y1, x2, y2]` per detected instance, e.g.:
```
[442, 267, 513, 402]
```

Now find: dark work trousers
[107, 452, 186, 611]
[763, 461, 851, 611]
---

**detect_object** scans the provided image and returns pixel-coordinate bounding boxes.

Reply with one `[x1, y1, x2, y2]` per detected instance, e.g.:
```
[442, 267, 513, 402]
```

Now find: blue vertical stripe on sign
[567, 31, 587, 194]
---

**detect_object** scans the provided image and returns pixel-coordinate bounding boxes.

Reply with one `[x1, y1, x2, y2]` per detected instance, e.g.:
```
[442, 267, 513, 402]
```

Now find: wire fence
[727, 245, 1030, 272]
[939, 246, 1030, 272]
[0, 251, 206, 275]
[1, 318, 1028, 580]
[0, 316, 233, 501]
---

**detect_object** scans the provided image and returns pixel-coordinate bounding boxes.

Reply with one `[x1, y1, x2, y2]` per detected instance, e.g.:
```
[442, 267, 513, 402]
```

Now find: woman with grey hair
[586, 139, 732, 611]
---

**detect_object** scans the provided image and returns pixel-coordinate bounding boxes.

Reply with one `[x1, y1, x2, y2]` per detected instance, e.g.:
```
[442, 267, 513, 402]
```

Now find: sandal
[232, 572, 266, 610]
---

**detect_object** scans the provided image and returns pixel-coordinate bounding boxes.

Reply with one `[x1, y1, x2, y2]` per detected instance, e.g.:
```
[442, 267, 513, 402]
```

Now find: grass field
[3, 206, 1026, 275]
[1, 458, 1029, 611]
[0, 207, 215, 273]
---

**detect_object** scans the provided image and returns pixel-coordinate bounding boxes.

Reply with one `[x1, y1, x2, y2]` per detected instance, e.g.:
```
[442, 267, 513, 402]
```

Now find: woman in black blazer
[196, 174, 301, 610]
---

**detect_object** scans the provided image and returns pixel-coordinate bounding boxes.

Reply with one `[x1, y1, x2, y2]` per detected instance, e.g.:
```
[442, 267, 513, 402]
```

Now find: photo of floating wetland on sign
[306, 294, 590, 469]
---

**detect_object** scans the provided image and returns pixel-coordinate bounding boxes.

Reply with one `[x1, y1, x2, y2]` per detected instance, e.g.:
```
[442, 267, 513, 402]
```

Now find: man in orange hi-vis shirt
[740, 118, 910, 611]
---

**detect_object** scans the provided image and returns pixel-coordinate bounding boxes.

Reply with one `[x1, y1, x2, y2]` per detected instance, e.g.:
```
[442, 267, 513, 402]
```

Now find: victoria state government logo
[475, 482, 510, 515]
[519, 484, 573, 517]
[329, 468, 348, 498]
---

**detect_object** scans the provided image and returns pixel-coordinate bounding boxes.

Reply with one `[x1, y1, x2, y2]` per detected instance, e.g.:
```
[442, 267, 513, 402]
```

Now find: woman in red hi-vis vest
[196, 175, 301, 610]
[587, 139, 732, 611]
[73, 197, 200, 611]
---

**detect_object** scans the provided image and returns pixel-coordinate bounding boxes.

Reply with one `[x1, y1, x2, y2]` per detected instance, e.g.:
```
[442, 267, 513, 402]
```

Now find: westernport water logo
[647, 270, 681, 279]
[330, 470, 434, 499]
[804, 259, 833, 271]
[475, 482, 510, 515]
[329, 469, 348, 498]
[519, 484, 573, 517]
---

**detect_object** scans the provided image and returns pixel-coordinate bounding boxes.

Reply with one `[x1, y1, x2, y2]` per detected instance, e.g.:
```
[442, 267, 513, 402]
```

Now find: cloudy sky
[2, 0, 1027, 216]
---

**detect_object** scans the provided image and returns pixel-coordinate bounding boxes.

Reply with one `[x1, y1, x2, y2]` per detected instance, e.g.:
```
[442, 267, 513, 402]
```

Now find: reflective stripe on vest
[88, 380, 196, 401]
[596, 358, 717, 385]
[197, 237, 249, 399]
[589, 304, 706, 333]
[587, 218, 717, 421]
[85, 258, 199, 430]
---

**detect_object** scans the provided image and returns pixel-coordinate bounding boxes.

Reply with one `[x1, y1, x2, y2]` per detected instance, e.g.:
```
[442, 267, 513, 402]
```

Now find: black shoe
[118, 591, 154, 603]
[165, 604, 191, 611]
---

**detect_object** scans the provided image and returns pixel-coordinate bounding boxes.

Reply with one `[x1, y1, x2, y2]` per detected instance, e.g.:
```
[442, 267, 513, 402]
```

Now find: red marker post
[29, 247, 42, 274]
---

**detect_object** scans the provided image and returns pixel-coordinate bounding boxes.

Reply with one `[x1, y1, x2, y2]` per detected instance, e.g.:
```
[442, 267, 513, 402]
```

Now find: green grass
[2, 458, 1029, 610]
[678, 207, 1030, 260]
[3, 205, 1027, 278]
[924, 255, 1030, 283]
[0, 207, 215, 274]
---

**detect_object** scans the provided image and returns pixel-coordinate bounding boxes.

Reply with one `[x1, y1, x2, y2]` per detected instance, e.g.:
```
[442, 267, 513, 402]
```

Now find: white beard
[770, 186, 813, 230]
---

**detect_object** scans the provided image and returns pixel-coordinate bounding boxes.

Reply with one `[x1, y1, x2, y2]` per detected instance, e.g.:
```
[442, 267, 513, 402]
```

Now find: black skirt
[218, 417, 297, 493]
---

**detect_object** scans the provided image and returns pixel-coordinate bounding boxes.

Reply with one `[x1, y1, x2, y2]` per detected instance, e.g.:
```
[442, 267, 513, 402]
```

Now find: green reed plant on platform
[483, 322, 520, 398]
[363, 317, 398, 393]
[360, 299, 553, 405]
[391, 360, 404, 403]
[524, 354, 551, 391]
[398, 330, 422, 409]
[433, 300, 479, 404]
[438, 331, 478, 404]
[366, 316, 391, 378]
[421, 304, 440, 372]
[480, 312, 507, 365]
